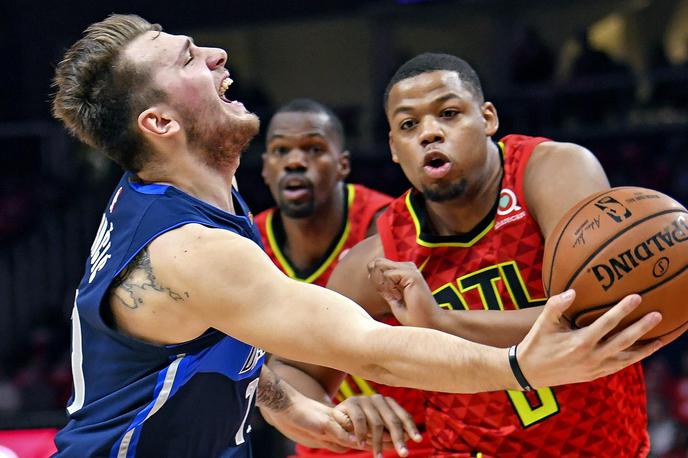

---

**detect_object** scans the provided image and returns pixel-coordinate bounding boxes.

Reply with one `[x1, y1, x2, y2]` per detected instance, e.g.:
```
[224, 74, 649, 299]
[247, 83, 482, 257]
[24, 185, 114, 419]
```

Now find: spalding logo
[590, 216, 687, 291]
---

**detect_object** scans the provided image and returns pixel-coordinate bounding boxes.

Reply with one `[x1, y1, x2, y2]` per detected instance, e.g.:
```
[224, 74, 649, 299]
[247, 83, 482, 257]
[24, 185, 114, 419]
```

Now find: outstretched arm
[146, 223, 662, 393]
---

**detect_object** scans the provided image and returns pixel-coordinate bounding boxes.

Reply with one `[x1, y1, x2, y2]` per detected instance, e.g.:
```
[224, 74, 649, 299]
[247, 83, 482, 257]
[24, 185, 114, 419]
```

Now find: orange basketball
[542, 187, 688, 343]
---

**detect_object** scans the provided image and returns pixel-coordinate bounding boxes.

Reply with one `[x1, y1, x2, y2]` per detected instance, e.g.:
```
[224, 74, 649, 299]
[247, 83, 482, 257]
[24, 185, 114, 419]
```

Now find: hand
[261, 395, 359, 452]
[335, 394, 422, 458]
[367, 257, 440, 327]
[516, 289, 664, 388]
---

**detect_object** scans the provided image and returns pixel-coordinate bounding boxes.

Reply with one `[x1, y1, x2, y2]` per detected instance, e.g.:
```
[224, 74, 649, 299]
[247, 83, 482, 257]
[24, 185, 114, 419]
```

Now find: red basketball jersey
[257, 184, 433, 457]
[377, 135, 649, 458]
[256, 183, 392, 287]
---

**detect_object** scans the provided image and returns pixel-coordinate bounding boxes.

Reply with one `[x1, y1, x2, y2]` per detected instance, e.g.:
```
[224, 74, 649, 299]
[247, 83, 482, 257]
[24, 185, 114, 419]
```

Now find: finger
[369, 395, 408, 457]
[386, 397, 422, 443]
[337, 403, 368, 446]
[359, 397, 385, 458]
[538, 289, 575, 328]
[601, 312, 662, 354]
[583, 294, 643, 339]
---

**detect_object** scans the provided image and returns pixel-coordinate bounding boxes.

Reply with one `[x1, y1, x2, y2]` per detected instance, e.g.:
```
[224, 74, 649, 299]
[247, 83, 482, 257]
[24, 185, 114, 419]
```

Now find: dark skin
[272, 70, 668, 441]
[261, 111, 351, 272]
[262, 110, 419, 457]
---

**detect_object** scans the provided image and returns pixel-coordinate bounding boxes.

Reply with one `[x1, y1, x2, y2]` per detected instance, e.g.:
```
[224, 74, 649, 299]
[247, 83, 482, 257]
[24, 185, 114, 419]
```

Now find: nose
[419, 116, 445, 147]
[206, 48, 227, 70]
[284, 149, 308, 171]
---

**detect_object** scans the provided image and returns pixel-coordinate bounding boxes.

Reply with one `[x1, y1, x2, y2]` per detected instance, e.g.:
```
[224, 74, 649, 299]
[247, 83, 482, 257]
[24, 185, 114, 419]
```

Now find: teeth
[219, 77, 233, 96]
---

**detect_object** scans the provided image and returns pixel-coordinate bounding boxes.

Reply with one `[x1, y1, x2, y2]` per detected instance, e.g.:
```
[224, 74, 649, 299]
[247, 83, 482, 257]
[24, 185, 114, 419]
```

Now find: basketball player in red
[277, 53, 667, 457]
[257, 99, 433, 457]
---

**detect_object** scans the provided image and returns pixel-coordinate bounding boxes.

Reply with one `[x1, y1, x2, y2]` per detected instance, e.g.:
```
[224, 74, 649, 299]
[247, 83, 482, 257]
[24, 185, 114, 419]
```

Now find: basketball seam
[544, 187, 632, 296]
[563, 208, 687, 292]
[569, 262, 688, 328]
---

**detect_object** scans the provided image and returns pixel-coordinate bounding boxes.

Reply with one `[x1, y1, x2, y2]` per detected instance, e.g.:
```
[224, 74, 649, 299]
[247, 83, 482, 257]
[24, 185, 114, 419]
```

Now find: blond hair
[52, 14, 163, 172]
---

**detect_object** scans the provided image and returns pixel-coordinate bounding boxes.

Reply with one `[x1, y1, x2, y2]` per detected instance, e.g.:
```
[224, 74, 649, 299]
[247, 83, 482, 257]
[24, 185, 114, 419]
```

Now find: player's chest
[417, 234, 547, 312]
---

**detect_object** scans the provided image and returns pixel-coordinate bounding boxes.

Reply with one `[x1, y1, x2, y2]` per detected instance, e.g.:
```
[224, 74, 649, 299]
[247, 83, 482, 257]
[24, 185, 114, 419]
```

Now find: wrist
[508, 344, 534, 391]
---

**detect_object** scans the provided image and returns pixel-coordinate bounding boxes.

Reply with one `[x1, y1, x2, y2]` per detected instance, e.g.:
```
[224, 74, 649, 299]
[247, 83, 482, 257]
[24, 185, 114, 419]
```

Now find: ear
[388, 131, 399, 164]
[338, 150, 351, 180]
[137, 107, 181, 139]
[481, 101, 499, 137]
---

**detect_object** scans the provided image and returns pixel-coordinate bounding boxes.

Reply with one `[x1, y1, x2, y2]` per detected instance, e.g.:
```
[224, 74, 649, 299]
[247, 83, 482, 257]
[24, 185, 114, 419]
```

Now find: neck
[280, 183, 346, 271]
[424, 141, 502, 236]
[137, 152, 239, 214]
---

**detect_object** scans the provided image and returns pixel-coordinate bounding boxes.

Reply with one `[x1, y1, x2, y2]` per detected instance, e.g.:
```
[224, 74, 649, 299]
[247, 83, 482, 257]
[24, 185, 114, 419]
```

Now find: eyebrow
[268, 132, 327, 141]
[391, 93, 463, 117]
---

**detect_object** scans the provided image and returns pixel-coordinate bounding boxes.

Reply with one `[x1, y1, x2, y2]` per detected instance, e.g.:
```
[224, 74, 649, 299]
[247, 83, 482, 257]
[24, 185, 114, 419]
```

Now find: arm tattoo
[257, 367, 292, 412]
[110, 247, 189, 309]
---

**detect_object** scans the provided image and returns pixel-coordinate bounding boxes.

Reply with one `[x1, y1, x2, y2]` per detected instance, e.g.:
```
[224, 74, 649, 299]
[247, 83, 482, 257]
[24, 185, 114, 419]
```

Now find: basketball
[542, 187, 688, 343]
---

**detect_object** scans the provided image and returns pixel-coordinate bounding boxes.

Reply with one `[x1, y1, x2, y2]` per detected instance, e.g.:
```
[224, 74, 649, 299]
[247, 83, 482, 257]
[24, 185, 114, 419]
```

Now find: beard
[177, 101, 260, 168]
[278, 198, 316, 218]
[276, 174, 316, 218]
[421, 178, 467, 202]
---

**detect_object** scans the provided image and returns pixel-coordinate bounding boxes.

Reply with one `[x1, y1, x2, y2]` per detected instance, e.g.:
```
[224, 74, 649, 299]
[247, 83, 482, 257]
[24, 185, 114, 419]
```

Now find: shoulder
[527, 140, 597, 170]
[523, 140, 610, 238]
[150, 223, 264, 272]
[329, 234, 390, 316]
[341, 233, 384, 265]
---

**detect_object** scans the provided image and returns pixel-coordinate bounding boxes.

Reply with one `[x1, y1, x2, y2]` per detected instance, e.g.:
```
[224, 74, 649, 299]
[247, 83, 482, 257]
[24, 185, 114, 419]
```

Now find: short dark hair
[52, 14, 165, 172]
[273, 98, 345, 148]
[384, 53, 484, 109]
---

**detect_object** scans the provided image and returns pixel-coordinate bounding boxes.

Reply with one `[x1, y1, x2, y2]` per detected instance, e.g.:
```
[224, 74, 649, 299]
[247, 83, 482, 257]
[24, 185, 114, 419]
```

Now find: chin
[421, 179, 467, 202]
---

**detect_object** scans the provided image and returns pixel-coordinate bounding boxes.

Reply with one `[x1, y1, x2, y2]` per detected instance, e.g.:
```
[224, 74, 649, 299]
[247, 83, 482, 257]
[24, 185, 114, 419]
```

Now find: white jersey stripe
[117, 353, 186, 457]
[66, 291, 85, 415]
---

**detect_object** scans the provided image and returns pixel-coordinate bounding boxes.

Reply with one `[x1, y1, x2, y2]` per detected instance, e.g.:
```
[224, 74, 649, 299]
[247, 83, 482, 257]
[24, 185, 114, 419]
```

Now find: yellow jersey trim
[266, 184, 355, 283]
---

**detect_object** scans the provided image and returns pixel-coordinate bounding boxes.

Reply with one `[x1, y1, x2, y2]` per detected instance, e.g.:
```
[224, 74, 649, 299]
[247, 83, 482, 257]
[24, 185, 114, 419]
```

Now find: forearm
[268, 357, 337, 405]
[430, 307, 543, 348]
[354, 324, 519, 393]
[254, 281, 519, 393]
[257, 364, 293, 415]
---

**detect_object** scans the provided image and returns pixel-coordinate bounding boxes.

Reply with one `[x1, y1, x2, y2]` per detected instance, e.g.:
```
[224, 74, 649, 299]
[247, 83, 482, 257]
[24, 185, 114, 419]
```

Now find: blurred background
[0, 0, 687, 456]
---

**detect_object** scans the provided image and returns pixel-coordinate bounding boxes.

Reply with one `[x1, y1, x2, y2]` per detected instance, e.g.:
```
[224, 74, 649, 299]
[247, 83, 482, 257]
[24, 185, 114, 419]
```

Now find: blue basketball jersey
[54, 173, 265, 457]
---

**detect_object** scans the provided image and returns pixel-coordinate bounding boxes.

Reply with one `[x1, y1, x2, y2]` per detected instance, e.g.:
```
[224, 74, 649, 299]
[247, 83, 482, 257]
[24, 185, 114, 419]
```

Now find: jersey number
[235, 378, 259, 445]
[507, 387, 559, 428]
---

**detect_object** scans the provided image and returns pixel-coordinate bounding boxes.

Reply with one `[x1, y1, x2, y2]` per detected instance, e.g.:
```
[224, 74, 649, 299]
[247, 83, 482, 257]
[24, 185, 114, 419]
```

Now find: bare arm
[148, 224, 520, 393]
[116, 223, 662, 396]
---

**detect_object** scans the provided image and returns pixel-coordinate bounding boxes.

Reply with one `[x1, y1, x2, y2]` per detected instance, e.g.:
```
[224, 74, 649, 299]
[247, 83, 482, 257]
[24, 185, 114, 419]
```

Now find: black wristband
[508, 344, 533, 391]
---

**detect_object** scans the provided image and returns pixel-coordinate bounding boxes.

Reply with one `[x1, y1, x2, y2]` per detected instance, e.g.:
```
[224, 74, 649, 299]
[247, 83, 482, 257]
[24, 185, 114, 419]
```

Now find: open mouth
[218, 73, 234, 102]
[280, 175, 313, 201]
[422, 151, 452, 178]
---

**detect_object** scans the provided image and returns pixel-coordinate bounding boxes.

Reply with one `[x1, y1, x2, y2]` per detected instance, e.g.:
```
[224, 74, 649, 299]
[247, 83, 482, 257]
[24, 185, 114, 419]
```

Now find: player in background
[257, 100, 433, 457]
[50, 15, 666, 457]
[278, 52, 683, 457]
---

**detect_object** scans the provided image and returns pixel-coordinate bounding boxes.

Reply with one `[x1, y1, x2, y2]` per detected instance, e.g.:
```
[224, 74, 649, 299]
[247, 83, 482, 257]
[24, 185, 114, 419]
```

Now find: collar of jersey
[405, 141, 505, 248]
[266, 183, 355, 282]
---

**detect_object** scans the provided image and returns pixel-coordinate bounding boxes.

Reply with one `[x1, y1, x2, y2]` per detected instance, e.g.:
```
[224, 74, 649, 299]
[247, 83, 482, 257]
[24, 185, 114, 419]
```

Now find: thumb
[540, 289, 576, 328]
